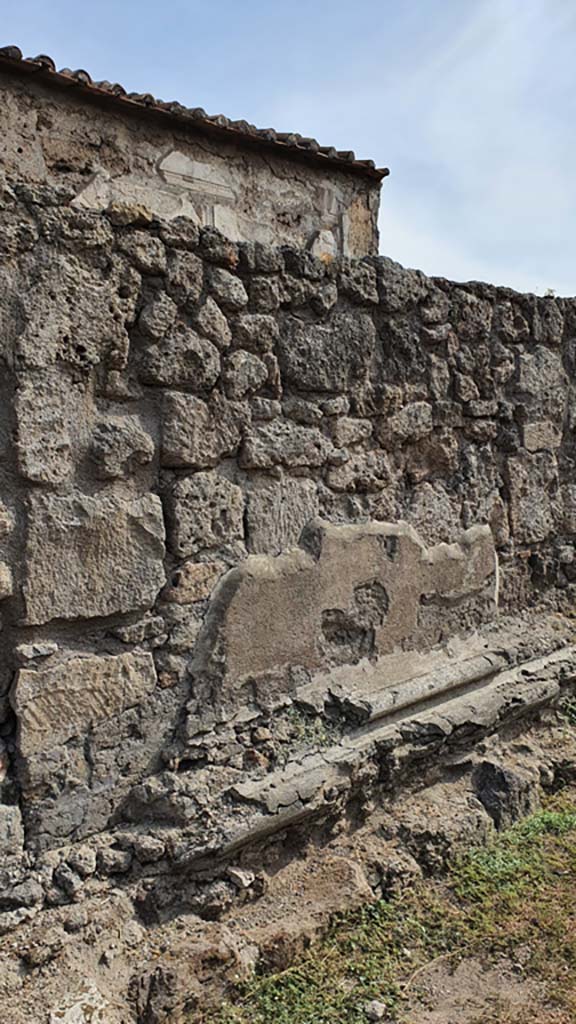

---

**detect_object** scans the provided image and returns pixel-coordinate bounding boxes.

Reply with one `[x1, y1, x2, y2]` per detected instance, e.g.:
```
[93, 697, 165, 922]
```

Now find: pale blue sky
[4, 0, 576, 295]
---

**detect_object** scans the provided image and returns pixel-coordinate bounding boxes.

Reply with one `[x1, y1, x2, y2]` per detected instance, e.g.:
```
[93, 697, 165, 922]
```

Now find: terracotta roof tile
[0, 44, 389, 181]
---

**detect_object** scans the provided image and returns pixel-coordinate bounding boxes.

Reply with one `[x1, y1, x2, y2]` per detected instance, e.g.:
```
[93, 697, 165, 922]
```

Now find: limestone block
[326, 451, 390, 493]
[312, 281, 339, 314]
[233, 313, 279, 353]
[245, 476, 319, 555]
[338, 259, 379, 304]
[166, 250, 204, 306]
[252, 398, 282, 420]
[194, 297, 232, 349]
[209, 268, 248, 311]
[138, 292, 178, 339]
[249, 276, 281, 312]
[518, 347, 567, 412]
[15, 250, 131, 373]
[241, 420, 336, 470]
[89, 415, 155, 478]
[12, 652, 157, 758]
[507, 452, 560, 544]
[283, 397, 323, 425]
[15, 642, 59, 664]
[15, 370, 90, 484]
[380, 402, 433, 446]
[162, 392, 244, 468]
[167, 472, 244, 558]
[140, 327, 220, 390]
[522, 420, 561, 453]
[117, 231, 167, 275]
[48, 984, 120, 1024]
[22, 493, 166, 625]
[331, 417, 373, 447]
[278, 313, 376, 392]
[67, 845, 97, 878]
[407, 483, 462, 545]
[428, 355, 451, 400]
[223, 351, 268, 399]
[192, 519, 496, 693]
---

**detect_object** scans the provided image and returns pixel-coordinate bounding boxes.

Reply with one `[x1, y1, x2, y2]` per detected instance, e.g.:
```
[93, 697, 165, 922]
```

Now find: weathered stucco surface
[0, 167, 576, 1021]
[0, 69, 381, 256]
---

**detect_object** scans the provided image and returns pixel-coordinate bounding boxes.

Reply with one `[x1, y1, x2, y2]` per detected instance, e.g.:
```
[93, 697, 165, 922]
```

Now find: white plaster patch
[72, 168, 203, 223]
[159, 150, 237, 203]
[310, 228, 338, 259]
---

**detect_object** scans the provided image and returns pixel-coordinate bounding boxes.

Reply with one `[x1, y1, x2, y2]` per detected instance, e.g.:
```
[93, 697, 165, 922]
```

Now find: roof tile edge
[0, 45, 390, 182]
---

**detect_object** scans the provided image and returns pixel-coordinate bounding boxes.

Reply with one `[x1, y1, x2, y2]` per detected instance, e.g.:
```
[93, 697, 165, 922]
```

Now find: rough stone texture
[241, 419, 338, 470]
[15, 370, 91, 485]
[22, 493, 166, 624]
[162, 392, 244, 468]
[89, 415, 155, 479]
[245, 475, 319, 554]
[166, 472, 245, 557]
[1, 174, 576, 1019]
[12, 652, 157, 757]
[0, 68, 381, 257]
[140, 327, 221, 390]
[278, 313, 376, 392]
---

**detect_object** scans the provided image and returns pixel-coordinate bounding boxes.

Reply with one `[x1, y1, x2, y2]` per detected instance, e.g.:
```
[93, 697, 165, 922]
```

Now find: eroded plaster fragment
[191, 519, 497, 698]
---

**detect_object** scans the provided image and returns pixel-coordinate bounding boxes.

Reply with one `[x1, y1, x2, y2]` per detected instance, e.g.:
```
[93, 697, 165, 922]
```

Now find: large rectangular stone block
[278, 313, 376, 393]
[22, 493, 166, 624]
[12, 652, 158, 757]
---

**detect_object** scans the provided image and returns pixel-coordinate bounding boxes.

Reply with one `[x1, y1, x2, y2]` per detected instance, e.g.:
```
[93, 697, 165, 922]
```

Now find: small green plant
[202, 793, 576, 1024]
[275, 706, 342, 764]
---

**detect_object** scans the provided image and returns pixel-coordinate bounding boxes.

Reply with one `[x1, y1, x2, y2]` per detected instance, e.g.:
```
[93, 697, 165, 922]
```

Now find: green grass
[201, 792, 576, 1024]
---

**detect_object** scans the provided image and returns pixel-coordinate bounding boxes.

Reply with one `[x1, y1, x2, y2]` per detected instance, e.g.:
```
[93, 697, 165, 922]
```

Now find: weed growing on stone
[204, 792, 576, 1024]
[273, 706, 342, 767]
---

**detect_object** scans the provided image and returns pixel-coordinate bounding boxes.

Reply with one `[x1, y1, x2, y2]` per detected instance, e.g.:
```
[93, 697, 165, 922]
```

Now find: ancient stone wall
[0, 176, 575, 938]
[0, 70, 381, 256]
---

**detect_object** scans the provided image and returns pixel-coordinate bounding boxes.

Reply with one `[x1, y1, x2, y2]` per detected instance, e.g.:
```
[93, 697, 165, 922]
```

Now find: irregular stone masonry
[0, 176, 576, 1015]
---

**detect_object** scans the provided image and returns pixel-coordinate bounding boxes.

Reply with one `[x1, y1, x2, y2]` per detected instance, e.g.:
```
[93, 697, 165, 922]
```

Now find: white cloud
[267, 0, 576, 295]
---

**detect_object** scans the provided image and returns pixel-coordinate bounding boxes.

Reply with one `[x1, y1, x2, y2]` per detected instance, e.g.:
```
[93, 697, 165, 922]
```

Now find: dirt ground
[405, 956, 571, 1024]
